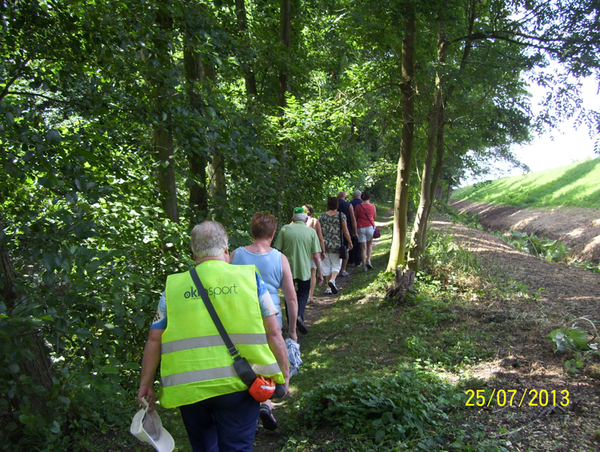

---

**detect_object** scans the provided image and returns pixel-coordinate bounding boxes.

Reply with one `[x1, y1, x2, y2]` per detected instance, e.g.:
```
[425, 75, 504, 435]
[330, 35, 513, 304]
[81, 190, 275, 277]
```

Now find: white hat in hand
[130, 398, 174, 452]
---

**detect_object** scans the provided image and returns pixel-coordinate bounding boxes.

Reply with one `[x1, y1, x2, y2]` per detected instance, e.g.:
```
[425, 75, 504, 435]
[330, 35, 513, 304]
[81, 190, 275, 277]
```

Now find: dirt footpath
[450, 199, 600, 264]
[431, 215, 600, 451]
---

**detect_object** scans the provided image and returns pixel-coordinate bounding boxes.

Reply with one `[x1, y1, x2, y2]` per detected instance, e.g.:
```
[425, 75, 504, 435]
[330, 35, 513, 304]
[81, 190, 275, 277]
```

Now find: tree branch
[5, 91, 67, 103]
[0, 74, 21, 102]
[450, 30, 596, 55]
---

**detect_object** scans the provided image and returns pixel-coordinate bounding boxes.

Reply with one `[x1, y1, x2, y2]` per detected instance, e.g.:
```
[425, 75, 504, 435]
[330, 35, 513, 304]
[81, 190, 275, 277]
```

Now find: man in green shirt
[273, 207, 323, 334]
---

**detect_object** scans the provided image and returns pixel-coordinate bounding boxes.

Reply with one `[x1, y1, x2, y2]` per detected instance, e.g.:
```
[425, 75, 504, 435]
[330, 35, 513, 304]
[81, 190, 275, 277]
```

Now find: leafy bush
[293, 372, 461, 445]
[421, 231, 480, 291]
[572, 260, 600, 273]
[547, 327, 596, 353]
[547, 319, 599, 375]
[0, 190, 192, 450]
[501, 230, 569, 263]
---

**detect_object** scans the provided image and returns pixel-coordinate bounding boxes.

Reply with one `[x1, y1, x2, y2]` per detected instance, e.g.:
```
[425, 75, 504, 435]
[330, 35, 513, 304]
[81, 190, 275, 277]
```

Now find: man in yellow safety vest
[138, 220, 289, 451]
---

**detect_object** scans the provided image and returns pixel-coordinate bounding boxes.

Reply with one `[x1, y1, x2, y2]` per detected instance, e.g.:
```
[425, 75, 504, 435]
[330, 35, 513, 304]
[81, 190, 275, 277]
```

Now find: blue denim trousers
[179, 390, 259, 452]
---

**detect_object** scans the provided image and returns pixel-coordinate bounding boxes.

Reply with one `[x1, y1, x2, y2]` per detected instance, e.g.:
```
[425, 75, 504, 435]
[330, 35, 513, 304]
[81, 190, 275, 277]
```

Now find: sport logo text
[184, 285, 238, 298]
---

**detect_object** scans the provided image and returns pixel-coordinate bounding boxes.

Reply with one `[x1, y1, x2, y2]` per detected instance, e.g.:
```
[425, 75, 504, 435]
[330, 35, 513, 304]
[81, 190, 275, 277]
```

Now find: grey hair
[190, 221, 229, 259]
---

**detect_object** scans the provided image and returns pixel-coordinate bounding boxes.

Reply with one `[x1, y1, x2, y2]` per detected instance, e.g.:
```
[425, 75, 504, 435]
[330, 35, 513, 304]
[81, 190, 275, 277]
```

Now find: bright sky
[463, 75, 600, 186]
[507, 76, 599, 176]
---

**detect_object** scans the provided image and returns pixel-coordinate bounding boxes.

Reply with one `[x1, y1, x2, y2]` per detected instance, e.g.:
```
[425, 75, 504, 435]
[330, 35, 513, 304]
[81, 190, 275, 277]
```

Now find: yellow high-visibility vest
[158, 260, 284, 409]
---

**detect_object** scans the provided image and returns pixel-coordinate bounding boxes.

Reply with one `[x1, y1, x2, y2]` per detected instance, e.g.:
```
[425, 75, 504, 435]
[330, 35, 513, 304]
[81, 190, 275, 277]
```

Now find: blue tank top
[232, 247, 283, 307]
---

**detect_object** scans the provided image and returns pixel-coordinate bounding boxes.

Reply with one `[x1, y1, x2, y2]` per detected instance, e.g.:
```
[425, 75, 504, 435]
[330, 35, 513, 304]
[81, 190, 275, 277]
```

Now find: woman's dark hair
[361, 191, 371, 201]
[250, 212, 278, 239]
[303, 204, 315, 217]
[327, 197, 339, 210]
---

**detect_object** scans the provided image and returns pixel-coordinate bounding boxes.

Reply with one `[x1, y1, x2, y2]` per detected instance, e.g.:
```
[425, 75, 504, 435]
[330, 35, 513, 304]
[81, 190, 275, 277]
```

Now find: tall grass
[452, 157, 600, 209]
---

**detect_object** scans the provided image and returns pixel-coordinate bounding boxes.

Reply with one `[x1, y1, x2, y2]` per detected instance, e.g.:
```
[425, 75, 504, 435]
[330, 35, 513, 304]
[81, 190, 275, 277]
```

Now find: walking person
[355, 191, 377, 271]
[304, 205, 326, 304]
[318, 197, 353, 294]
[137, 221, 289, 452]
[337, 192, 357, 277]
[273, 207, 324, 334]
[230, 212, 298, 431]
[349, 190, 363, 267]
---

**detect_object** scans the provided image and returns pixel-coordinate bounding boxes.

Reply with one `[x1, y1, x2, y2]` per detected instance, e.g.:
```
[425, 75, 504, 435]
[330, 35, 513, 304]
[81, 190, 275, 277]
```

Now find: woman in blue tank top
[231, 212, 298, 338]
[230, 212, 298, 431]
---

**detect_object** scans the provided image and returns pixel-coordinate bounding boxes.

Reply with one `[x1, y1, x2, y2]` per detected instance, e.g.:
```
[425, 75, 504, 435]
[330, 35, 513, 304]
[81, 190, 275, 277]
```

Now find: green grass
[452, 157, 600, 209]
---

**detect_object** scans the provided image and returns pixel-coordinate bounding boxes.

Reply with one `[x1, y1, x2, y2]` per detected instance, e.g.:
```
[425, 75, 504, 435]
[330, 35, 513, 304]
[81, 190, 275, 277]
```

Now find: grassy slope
[452, 157, 600, 209]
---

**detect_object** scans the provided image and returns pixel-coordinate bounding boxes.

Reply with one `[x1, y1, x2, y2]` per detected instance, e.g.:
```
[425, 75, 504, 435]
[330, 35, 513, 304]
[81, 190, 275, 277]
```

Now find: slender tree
[386, 2, 416, 272]
[182, 6, 209, 220]
[149, 0, 179, 223]
[276, 0, 292, 214]
[235, 0, 258, 98]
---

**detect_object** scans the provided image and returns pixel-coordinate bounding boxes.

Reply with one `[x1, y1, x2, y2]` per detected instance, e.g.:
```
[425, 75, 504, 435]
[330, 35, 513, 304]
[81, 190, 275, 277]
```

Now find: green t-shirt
[273, 221, 321, 281]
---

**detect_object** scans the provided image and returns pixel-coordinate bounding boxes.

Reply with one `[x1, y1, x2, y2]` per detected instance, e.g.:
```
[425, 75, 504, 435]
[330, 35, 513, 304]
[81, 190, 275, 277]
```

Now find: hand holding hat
[130, 398, 174, 452]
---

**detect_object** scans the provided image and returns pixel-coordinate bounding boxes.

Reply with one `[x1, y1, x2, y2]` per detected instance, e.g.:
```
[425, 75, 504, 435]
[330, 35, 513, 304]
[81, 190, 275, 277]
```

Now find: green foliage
[547, 319, 599, 376]
[453, 158, 600, 209]
[268, 93, 368, 213]
[501, 230, 569, 263]
[547, 327, 594, 353]
[572, 260, 600, 273]
[422, 230, 480, 279]
[294, 372, 460, 445]
[0, 198, 191, 449]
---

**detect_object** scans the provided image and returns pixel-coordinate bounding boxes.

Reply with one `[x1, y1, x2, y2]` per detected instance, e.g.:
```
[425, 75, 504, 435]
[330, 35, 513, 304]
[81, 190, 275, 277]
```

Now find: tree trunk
[152, 0, 179, 223]
[208, 151, 227, 207]
[409, 104, 446, 270]
[154, 127, 179, 223]
[407, 19, 448, 271]
[407, 93, 441, 270]
[0, 241, 17, 308]
[406, 7, 476, 271]
[181, 3, 224, 217]
[430, 122, 446, 206]
[279, 0, 291, 110]
[201, 59, 227, 211]
[386, 6, 416, 272]
[1, 238, 53, 416]
[385, 268, 416, 304]
[183, 29, 208, 221]
[188, 151, 208, 220]
[423, 110, 446, 238]
[276, 0, 291, 216]
[235, 0, 258, 98]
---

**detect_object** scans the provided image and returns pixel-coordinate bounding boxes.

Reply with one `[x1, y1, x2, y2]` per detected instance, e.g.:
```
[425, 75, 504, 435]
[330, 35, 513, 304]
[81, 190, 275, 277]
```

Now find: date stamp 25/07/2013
[465, 389, 570, 408]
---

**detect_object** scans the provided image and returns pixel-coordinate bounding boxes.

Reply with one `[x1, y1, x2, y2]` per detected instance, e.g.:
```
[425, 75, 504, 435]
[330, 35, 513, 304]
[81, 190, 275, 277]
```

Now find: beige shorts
[321, 251, 342, 275]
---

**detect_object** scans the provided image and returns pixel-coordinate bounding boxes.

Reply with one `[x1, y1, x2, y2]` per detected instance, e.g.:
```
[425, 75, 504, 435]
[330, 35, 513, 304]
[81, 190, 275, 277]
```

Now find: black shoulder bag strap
[338, 212, 343, 245]
[189, 267, 257, 387]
